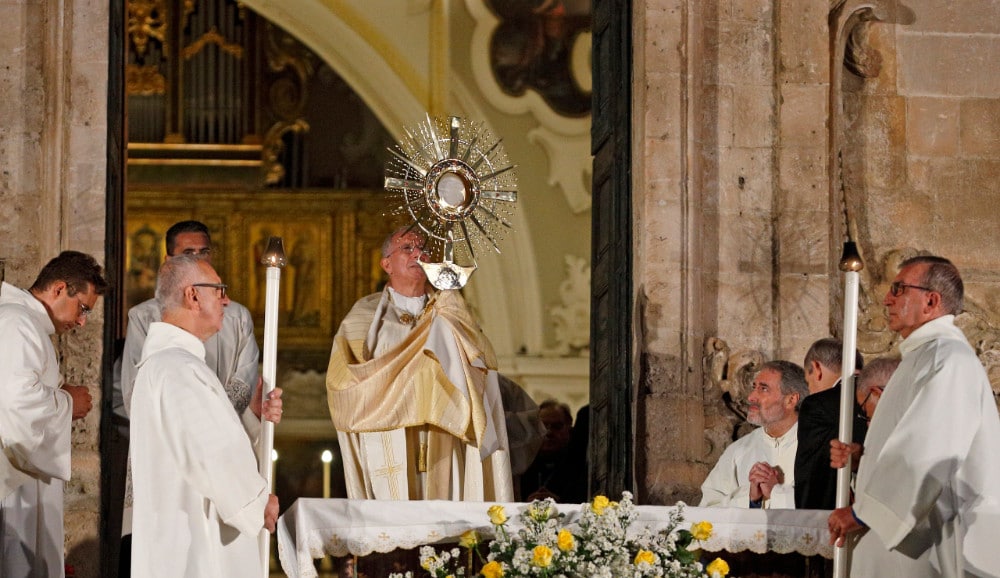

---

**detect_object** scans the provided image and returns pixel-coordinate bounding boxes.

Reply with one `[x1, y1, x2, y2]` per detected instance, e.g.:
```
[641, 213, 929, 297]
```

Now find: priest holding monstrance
[326, 115, 520, 501]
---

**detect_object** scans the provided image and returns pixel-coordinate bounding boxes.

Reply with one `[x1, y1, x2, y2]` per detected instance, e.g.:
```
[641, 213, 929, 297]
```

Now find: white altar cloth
[277, 498, 834, 578]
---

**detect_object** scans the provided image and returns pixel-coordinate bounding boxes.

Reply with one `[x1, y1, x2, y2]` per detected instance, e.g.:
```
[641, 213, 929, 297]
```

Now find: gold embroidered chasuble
[327, 288, 513, 501]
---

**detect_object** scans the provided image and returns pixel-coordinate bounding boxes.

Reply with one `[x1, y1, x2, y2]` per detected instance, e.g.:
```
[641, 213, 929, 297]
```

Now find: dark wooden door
[589, 0, 633, 498]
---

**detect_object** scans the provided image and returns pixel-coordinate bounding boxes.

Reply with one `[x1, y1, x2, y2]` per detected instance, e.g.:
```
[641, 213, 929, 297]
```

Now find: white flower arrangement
[390, 492, 730, 578]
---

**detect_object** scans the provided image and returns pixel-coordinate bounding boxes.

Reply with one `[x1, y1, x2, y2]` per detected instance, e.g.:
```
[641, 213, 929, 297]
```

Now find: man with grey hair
[828, 255, 1000, 576]
[326, 226, 515, 501]
[129, 255, 279, 577]
[700, 360, 809, 508]
[829, 356, 901, 470]
[794, 337, 868, 510]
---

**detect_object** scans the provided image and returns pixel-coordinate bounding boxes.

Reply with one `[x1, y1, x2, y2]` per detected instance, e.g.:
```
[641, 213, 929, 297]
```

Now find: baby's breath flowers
[394, 494, 724, 578]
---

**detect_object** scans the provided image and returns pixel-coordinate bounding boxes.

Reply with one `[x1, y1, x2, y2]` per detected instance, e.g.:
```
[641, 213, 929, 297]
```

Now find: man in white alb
[326, 227, 514, 501]
[130, 255, 279, 577]
[699, 360, 809, 509]
[1, 251, 107, 577]
[828, 255, 1000, 576]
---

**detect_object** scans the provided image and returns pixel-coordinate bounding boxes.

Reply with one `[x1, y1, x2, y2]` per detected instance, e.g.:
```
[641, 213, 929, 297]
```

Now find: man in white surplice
[1, 251, 108, 577]
[326, 228, 514, 501]
[699, 360, 809, 509]
[130, 255, 279, 577]
[828, 255, 1000, 577]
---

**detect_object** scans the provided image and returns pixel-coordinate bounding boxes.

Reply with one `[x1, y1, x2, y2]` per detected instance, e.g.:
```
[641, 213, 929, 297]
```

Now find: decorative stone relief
[701, 337, 766, 464]
[465, 0, 592, 214]
[548, 254, 590, 355]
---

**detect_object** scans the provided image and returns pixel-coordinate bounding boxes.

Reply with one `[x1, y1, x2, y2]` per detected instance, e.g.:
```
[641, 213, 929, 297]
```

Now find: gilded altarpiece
[125, 189, 395, 367]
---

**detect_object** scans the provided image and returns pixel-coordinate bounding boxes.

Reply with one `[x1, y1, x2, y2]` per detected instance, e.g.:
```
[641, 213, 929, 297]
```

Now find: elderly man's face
[190, 261, 229, 335]
[884, 263, 934, 338]
[747, 368, 795, 427]
[855, 384, 884, 421]
[381, 231, 429, 288]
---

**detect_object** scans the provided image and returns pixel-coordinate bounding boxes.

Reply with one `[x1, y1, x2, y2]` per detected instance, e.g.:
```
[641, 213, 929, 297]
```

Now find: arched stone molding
[237, 0, 546, 360]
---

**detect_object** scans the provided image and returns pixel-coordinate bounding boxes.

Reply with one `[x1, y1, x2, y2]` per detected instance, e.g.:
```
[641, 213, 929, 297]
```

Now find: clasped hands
[748, 461, 784, 502]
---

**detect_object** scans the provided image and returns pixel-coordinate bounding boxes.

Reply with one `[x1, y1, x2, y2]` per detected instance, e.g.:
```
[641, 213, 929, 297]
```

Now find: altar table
[277, 498, 834, 578]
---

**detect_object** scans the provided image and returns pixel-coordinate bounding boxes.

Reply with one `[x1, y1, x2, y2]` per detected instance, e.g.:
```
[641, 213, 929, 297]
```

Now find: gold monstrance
[384, 114, 518, 289]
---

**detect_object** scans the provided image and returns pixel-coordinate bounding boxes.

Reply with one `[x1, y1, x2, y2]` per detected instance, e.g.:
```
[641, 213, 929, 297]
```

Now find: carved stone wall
[635, 0, 1000, 506]
[0, 0, 109, 575]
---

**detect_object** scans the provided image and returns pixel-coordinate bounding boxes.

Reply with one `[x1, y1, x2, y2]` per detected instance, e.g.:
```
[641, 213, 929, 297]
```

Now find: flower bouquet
[391, 492, 729, 578]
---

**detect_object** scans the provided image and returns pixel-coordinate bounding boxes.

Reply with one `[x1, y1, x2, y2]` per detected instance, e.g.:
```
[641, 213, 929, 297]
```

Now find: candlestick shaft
[258, 265, 282, 578]
[834, 270, 861, 577]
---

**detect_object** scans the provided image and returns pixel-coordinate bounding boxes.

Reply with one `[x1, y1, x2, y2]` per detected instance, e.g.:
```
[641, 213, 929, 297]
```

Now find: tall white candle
[257, 237, 286, 578]
[321, 450, 333, 499]
[834, 242, 863, 578]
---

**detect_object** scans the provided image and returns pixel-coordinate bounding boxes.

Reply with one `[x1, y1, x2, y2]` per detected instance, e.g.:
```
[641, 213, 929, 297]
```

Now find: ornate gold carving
[262, 119, 310, 185]
[127, 0, 168, 57]
[126, 64, 167, 96]
[182, 26, 245, 60]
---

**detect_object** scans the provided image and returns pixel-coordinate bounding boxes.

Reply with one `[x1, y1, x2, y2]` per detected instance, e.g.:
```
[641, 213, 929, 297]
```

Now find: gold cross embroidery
[373, 432, 405, 499]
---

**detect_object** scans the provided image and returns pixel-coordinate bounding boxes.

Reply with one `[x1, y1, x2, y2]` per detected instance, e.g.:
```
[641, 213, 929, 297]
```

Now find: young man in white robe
[828, 255, 1000, 576]
[0, 251, 108, 577]
[699, 360, 809, 509]
[129, 255, 279, 577]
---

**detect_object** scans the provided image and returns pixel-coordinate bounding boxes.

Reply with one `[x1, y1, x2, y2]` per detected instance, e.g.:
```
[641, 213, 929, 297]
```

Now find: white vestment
[699, 422, 798, 509]
[327, 288, 514, 501]
[0, 282, 73, 578]
[130, 322, 269, 578]
[120, 297, 259, 534]
[852, 315, 1000, 577]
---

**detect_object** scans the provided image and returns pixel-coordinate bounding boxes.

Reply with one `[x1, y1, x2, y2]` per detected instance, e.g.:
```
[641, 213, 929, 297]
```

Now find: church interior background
[2, 0, 1000, 575]
[122, 0, 594, 525]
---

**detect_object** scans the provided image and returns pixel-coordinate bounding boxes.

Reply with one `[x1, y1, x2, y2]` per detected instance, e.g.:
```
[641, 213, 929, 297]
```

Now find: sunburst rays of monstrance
[384, 114, 518, 290]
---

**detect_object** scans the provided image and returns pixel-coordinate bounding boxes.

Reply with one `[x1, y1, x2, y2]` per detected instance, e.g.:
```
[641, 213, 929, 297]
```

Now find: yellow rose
[487, 505, 508, 525]
[634, 549, 656, 565]
[690, 520, 713, 541]
[557, 529, 575, 552]
[481, 560, 504, 578]
[420, 555, 435, 570]
[706, 557, 730, 577]
[532, 545, 554, 568]
[591, 495, 610, 515]
[459, 529, 479, 549]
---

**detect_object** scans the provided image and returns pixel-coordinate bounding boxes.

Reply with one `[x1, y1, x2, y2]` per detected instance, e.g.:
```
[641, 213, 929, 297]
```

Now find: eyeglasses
[386, 242, 425, 257]
[889, 281, 934, 297]
[181, 248, 212, 256]
[191, 283, 228, 299]
[856, 386, 883, 421]
[77, 300, 92, 318]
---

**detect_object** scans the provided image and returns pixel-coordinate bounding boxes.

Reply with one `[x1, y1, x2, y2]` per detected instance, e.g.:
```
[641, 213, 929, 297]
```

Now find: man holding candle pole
[117, 220, 281, 575]
[325, 227, 514, 501]
[828, 255, 1000, 576]
[130, 255, 279, 577]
